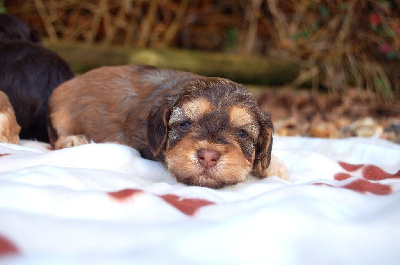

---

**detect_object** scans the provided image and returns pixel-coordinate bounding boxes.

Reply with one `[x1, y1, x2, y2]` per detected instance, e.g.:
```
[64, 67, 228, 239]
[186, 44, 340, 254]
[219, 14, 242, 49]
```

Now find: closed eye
[237, 129, 249, 139]
[179, 120, 192, 131]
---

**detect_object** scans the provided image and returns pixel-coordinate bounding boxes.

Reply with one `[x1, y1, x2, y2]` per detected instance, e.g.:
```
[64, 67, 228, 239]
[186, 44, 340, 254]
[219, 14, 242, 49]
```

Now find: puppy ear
[253, 110, 274, 178]
[147, 106, 170, 158]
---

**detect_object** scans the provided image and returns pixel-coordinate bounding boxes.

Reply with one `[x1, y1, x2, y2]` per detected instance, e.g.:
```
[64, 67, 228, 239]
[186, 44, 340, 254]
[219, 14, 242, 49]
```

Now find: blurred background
[2, 0, 400, 142]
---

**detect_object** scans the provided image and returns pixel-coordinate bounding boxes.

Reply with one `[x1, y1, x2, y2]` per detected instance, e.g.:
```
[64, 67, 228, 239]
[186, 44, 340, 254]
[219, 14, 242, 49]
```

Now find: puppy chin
[165, 137, 252, 188]
[173, 173, 232, 189]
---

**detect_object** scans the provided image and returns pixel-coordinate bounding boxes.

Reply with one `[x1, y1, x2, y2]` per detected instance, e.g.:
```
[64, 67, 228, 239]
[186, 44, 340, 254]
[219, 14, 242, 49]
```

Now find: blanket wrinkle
[0, 136, 399, 264]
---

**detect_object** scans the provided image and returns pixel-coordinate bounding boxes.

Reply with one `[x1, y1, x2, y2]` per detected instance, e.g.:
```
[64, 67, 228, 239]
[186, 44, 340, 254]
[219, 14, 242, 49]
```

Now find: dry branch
[45, 41, 299, 85]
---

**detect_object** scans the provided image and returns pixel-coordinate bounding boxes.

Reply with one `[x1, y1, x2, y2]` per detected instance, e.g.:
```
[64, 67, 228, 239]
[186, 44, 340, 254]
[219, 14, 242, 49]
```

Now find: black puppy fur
[0, 14, 74, 142]
[0, 14, 41, 43]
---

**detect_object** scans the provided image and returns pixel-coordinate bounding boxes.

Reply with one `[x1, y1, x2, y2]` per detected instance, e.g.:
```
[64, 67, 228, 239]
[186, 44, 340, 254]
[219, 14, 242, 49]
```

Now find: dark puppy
[49, 65, 288, 188]
[0, 14, 41, 43]
[0, 14, 74, 142]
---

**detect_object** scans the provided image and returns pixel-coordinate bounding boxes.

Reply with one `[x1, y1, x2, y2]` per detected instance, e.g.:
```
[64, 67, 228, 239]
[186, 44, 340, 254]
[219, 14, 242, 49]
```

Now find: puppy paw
[0, 91, 21, 144]
[266, 154, 289, 181]
[0, 112, 20, 144]
[253, 154, 289, 181]
[54, 135, 90, 149]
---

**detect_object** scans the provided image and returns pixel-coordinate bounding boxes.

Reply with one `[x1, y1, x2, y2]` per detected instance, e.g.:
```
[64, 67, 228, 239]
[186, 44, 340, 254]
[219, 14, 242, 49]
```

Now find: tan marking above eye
[229, 106, 256, 127]
[182, 97, 212, 121]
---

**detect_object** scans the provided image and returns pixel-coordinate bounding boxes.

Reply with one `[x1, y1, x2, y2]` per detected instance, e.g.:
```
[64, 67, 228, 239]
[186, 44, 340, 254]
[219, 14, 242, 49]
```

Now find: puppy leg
[48, 100, 91, 149]
[54, 135, 90, 149]
[0, 91, 21, 144]
[254, 154, 289, 181]
[266, 154, 289, 180]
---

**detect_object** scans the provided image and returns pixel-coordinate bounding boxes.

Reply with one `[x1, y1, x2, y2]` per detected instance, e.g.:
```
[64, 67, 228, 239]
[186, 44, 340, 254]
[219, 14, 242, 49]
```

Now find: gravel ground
[255, 88, 400, 144]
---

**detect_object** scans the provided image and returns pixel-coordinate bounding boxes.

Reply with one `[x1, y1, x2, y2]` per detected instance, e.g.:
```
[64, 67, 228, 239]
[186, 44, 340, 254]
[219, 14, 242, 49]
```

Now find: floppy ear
[147, 106, 170, 158]
[252, 110, 274, 178]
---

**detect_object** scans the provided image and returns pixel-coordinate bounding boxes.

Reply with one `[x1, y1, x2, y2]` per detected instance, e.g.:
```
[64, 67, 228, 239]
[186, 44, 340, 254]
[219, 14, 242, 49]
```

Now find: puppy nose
[197, 149, 221, 168]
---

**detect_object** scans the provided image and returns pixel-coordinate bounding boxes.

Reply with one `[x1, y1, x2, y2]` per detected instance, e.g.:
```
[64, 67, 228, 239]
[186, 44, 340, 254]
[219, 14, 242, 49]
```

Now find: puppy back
[49, 65, 201, 148]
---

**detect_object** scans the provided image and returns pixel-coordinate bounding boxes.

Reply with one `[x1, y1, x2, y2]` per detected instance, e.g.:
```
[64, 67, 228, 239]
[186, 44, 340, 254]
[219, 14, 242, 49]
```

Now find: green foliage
[375, 76, 393, 98]
[4, 0, 399, 97]
[264, 0, 399, 98]
[0, 0, 6, 13]
[225, 27, 239, 52]
[318, 5, 329, 20]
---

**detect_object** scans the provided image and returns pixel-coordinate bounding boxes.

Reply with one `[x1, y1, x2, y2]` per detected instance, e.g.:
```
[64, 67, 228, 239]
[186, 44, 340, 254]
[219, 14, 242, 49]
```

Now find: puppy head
[148, 77, 273, 188]
[0, 14, 41, 44]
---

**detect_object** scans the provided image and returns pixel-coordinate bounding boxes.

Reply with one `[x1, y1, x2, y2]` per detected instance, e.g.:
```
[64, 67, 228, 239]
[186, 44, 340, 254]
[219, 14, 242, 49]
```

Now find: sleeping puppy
[0, 90, 20, 144]
[49, 65, 289, 188]
[0, 14, 75, 142]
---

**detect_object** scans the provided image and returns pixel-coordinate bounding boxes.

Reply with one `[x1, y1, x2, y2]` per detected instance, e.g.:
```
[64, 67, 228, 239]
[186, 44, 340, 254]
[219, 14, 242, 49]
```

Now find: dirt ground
[255, 87, 400, 144]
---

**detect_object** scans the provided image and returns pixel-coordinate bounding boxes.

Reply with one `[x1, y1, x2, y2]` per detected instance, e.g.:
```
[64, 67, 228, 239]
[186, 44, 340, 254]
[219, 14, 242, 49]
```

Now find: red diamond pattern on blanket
[330, 161, 397, 195]
[334, 173, 352, 181]
[160, 194, 215, 216]
[107, 189, 215, 216]
[314, 179, 392, 195]
[0, 235, 19, 257]
[338, 161, 364, 172]
[362, 165, 400, 181]
[108, 189, 143, 201]
[338, 161, 400, 181]
[342, 179, 392, 195]
[315, 180, 392, 195]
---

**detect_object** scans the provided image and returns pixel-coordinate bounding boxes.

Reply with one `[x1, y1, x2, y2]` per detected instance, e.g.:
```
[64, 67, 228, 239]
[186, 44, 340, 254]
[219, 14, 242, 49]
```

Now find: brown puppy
[0, 90, 20, 144]
[49, 65, 288, 188]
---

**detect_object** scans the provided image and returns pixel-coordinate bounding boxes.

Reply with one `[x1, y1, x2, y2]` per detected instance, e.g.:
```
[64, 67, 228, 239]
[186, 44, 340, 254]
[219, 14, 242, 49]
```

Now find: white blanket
[0, 136, 399, 264]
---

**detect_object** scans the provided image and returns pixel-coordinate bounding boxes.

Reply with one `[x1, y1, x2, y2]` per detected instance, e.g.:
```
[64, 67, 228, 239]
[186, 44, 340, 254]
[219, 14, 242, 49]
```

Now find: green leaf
[339, 3, 347, 10]
[311, 21, 319, 32]
[0, 0, 6, 13]
[375, 76, 393, 98]
[319, 5, 329, 20]
[385, 28, 396, 38]
[386, 51, 398, 60]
